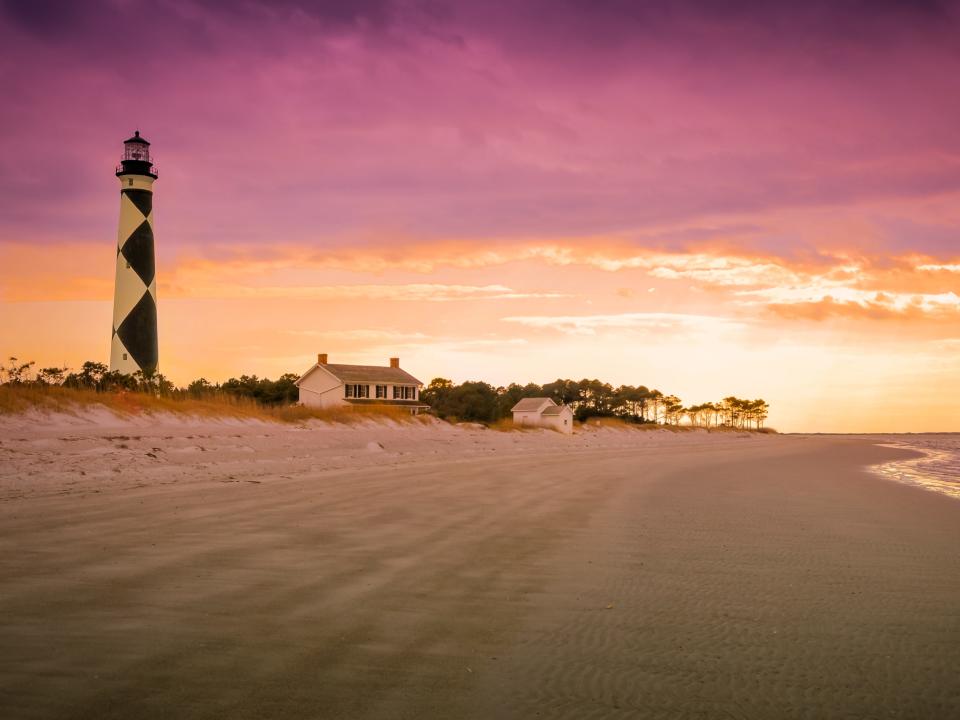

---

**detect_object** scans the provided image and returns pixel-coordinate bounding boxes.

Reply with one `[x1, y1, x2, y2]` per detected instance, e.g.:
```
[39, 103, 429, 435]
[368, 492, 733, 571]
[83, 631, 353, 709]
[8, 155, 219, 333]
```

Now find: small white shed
[510, 397, 574, 434]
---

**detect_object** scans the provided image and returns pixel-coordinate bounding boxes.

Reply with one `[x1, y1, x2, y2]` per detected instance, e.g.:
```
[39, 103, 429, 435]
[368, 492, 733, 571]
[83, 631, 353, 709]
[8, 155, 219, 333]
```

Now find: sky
[1, 0, 959, 432]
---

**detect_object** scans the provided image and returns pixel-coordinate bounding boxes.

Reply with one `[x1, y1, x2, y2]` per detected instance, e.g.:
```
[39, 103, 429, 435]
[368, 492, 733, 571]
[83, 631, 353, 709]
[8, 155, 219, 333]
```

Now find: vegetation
[0, 358, 300, 405]
[421, 377, 770, 429]
[0, 357, 771, 430]
[0, 357, 411, 424]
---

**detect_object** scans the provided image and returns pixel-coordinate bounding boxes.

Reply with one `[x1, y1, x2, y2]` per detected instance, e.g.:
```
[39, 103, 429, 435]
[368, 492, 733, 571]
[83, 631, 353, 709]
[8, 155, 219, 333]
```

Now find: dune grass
[0, 384, 422, 424]
[580, 416, 666, 430]
[704, 424, 777, 434]
[486, 417, 544, 432]
[484, 417, 576, 435]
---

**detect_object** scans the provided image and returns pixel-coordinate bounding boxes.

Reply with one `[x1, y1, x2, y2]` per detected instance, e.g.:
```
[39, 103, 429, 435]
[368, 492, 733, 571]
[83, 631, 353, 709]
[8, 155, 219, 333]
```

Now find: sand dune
[0, 415, 957, 718]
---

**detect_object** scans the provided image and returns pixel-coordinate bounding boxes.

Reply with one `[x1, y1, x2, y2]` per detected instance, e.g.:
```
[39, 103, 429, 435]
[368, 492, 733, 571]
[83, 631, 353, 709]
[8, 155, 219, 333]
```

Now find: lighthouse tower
[111, 131, 159, 375]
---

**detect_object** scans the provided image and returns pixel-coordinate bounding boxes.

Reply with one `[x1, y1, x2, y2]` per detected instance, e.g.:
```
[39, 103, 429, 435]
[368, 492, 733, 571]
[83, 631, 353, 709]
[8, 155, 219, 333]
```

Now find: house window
[392, 385, 401, 399]
[398, 386, 415, 400]
[376, 384, 387, 399]
[345, 384, 370, 399]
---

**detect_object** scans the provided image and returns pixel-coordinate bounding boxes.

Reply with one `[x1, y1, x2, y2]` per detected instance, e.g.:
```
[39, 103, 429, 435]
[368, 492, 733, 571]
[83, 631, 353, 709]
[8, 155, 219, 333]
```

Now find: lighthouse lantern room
[110, 130, 159, 375]
[116, 130, 157, 179]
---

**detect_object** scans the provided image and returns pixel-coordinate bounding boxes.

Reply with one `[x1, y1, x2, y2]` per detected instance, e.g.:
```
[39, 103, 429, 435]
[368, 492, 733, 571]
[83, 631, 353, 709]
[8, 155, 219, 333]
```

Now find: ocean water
[870, 434, 960, 500]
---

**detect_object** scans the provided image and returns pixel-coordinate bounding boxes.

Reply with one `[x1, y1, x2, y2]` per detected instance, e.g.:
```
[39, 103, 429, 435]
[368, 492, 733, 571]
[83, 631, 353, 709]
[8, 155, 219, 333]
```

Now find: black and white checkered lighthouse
[111, 131, 159, 375]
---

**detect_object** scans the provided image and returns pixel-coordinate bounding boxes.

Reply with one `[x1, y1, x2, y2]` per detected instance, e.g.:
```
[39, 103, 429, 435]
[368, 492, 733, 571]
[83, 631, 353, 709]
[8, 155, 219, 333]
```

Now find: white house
[511, 397, 574, 434]
[295, 354, 429, 413]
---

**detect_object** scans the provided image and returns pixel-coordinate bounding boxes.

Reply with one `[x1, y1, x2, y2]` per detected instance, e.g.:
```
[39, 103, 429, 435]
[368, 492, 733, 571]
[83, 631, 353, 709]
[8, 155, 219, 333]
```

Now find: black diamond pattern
[121, 221, 155, 286]
[122, 189, 153, 218]
[116, 292, 158, 373]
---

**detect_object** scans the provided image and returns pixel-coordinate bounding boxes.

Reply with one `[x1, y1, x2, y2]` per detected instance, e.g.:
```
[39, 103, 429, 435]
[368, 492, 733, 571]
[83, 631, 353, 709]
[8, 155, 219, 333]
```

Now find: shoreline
[865, 436, 960, 501]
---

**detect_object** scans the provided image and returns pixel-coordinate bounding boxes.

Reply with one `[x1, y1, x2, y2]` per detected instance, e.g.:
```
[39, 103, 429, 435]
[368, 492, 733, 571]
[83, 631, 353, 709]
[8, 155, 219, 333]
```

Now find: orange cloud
[501, 312, 746, 336]
[4, 237, 958, 337]
[172, 282, 568, 302]
[764, 295, 960, 321]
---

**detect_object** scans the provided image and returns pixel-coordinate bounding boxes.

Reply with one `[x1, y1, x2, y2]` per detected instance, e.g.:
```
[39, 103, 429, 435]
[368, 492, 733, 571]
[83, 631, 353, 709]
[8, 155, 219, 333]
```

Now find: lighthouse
[111, 131, 159, 375]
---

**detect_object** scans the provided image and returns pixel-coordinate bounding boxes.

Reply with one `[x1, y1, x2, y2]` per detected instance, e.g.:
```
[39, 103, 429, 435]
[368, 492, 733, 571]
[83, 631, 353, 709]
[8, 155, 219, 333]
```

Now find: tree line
[421, 378, 770, 429]
[0, 357, 299, 406]
[2, 357, 770, 428]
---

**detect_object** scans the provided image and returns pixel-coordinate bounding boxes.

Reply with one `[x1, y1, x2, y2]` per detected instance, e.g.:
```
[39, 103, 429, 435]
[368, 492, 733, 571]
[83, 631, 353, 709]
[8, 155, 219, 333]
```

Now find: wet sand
[1, 428, 958, 719]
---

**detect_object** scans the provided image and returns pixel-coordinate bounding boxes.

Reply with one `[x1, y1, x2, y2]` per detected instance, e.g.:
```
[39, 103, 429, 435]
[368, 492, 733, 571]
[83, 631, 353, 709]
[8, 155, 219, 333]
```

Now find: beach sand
[0, 416, 958, 718]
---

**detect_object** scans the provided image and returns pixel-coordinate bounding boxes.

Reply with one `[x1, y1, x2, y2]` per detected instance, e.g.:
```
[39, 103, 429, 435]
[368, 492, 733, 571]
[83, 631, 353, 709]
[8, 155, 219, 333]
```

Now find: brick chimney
[318, 353, 328, 365]
[389, 357, 400, 368]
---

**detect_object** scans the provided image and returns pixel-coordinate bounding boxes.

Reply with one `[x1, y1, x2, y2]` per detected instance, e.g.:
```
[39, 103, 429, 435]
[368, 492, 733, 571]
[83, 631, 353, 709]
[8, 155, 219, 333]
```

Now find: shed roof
[541, 404, 571, 416]
[511, 397, 556, 413]
[296, 362, 423, 387]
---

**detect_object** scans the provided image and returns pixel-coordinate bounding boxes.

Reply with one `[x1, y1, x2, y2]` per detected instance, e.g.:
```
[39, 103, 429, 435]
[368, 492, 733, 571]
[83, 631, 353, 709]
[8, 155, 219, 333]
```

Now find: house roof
[511, 397, 556, 413]
[541, 404, 570, 416]
[296, 362, 423, 387]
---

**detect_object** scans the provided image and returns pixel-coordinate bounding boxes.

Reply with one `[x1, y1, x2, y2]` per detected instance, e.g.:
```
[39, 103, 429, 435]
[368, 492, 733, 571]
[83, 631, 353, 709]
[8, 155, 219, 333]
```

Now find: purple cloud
[1, 0, 959, 261]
